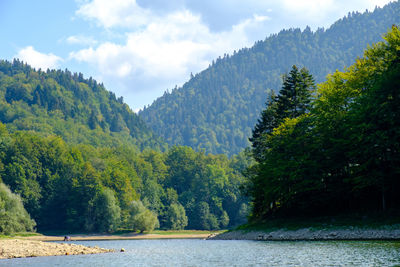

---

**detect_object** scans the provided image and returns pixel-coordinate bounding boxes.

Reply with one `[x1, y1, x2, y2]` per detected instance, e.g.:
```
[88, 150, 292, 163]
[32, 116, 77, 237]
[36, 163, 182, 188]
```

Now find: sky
[0, 0, 393, 111]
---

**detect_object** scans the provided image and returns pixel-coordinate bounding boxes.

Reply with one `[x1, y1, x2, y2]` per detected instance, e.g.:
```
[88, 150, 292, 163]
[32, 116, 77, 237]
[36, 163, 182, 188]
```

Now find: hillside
[0, 60, 250, 233]
[0, 59, 165, 151]
[139, 1, 400, 156]
[246, 26, 400, 220]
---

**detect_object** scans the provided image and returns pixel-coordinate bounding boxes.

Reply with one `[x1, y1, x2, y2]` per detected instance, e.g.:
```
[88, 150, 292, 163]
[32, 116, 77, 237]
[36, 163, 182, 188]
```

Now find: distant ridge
[0, 59, 166, 151]
[139, 1, 400, 156]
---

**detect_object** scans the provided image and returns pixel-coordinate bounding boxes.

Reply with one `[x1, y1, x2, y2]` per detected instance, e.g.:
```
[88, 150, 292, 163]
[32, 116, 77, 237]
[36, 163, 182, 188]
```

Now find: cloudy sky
[0, 0, 393, 110]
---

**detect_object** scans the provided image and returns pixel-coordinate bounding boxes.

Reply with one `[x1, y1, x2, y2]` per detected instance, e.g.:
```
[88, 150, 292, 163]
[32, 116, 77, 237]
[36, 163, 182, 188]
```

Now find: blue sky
[0, 0, 393, 111]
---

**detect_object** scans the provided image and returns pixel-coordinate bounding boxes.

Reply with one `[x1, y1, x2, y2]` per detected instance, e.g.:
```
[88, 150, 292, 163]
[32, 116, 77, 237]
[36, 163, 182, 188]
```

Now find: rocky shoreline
[0, 239, 114, 259]
[20, 232, 211, 241]
[209, 228, 400, 241]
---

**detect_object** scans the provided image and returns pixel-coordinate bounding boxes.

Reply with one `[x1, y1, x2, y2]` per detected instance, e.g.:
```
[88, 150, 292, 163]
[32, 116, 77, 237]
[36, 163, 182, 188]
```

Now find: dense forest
[246, 26, 400, 220]
[1, 4, 399, 235]
[139, 1, 400, 156]
[0, 60, 252, 233]
[0, 59, 165, 151]
[0, 124, 250, 233]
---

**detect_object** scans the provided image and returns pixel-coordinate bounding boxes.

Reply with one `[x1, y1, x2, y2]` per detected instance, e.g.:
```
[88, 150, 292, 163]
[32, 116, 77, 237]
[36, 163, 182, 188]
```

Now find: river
[1, 239, 400, 266]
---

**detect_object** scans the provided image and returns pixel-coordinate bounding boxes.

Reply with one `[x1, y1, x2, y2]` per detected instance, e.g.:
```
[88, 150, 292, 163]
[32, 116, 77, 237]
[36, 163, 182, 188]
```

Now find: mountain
[0, 60, 249, 232]
[0, 59, 166, 151]
[139, 1, 400, 156]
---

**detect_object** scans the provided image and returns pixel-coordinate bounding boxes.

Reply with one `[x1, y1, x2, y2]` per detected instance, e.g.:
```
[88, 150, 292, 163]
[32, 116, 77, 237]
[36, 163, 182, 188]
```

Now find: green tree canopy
[127, 201, 159, 233]
[246, 26, 400, 220]
[165, 203, 188, 230]
[0, 182, 36, 234]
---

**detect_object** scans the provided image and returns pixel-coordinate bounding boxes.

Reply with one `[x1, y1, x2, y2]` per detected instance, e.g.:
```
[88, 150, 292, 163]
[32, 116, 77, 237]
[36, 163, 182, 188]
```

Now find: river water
[1, 239, 400, 266]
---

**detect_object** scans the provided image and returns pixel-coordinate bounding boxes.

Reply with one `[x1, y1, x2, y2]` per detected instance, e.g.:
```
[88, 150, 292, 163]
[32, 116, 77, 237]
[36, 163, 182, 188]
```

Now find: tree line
[0, 123, 250, 234]
[246, 26, 400, 220]
[139, 1, 400, 156]
[0, 59, 165, 151]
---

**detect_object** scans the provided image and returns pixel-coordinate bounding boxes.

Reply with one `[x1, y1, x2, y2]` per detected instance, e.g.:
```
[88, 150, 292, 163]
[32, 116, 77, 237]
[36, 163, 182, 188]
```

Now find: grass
[112, 229, 225, 235]
[0, 232, 42, 239]
[150, 230, 226, 235]
[38, 229, 226, 237]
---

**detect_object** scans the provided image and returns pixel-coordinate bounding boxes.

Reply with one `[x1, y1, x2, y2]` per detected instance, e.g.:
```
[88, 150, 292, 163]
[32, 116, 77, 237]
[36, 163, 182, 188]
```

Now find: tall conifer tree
[250, 66, 315, 162]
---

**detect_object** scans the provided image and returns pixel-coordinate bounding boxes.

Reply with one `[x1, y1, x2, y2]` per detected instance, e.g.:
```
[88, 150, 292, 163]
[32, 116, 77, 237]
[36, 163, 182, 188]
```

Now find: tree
[85, 188, 121, 233]
[192, 201, 219, 230]
[165, 203, 188, 230]
[127, 201, 159, 233]
[276, 65, 315, 120]
[0, 182, 36, 234]
[247, 26, 400, 220]
[344, 26, 400, 211]
[250, 66, 315, 163]
[249, 92, 278, 162]
[219, 210, 230, 228]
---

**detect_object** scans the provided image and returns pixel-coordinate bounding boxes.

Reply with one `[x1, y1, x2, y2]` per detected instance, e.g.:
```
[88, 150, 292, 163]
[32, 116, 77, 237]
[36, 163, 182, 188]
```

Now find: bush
[165, 203, 188, 230]
[85, 188, 121, 233]
[0, 182, 36, 235]
[127, 201, 159, 233]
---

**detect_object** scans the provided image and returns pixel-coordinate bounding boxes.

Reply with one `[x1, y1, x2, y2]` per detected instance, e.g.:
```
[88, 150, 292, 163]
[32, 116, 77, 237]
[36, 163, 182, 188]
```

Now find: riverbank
[0, 231, 218, 259]
[209, 227, 400, 241]
[18, 231, 215, 242]
[0, 239, 113, 259]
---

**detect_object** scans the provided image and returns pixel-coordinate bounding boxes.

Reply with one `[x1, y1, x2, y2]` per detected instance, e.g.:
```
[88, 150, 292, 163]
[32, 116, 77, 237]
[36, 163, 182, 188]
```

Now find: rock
[210, 227, 400, 241]
[0, 239, 114, 259]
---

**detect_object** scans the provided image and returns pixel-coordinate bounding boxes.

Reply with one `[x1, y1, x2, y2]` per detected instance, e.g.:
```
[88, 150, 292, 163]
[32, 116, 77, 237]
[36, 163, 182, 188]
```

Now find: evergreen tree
[247, 26, 400, 220]
[276, 65, 315, 121]
[249, 92, 278, 162]
[250, 66, 315, 163]
[140, 2, 400, 156]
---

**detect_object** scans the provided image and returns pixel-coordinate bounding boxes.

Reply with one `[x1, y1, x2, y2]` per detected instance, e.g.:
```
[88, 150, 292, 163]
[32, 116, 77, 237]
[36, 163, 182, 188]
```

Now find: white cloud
[76, 0, 151, 28]
[66, 35, 98, 46]
[70, 9, 268, 83]
[281, 0, 335, 22]
[15, 46, 62, 70]
[280, 0, 392, 26]
[71, 2, 273, 108]
[71, 0, 393, 109]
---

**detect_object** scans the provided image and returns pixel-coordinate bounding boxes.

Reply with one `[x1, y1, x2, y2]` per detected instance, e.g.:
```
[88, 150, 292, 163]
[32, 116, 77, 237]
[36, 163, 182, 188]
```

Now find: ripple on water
[1, 239, 400, 267]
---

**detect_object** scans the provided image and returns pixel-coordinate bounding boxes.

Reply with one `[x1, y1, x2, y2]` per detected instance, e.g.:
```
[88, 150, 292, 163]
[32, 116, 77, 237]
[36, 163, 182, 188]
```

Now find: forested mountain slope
[0, 59, 165, 151]
[139, 1, 400, 156]
[246, 26, 400, 219]
[0, 60, 249, 232]
[0, 124, 249, 232]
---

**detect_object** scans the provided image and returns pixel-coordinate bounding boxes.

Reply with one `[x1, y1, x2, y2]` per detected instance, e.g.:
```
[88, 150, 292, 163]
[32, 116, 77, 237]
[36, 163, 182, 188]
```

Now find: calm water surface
[1, 239, 400, 266]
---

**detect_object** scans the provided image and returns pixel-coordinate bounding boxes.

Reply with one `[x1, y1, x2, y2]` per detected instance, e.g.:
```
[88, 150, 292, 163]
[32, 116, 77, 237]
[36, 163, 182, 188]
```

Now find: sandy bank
[20, 233, 211, 242]
[0, 239, 113, 259]
[209, 228, 400, 241]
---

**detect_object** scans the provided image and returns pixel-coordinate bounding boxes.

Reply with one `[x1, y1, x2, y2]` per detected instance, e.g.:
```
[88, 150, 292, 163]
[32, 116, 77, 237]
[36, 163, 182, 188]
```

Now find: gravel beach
[0, 239, 113, 259]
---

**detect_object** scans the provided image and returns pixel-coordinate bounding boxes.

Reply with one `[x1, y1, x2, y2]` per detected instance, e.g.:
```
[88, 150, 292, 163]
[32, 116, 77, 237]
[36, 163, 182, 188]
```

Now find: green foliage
[85, 188, 121, 233]
[0, 182, 36, 235]
[250, 65, 315, 163]
[165, 203, 188, 230]
[247, 26, 400, 220]
[127, 201, 159, 233]
[275, 65, 315, 120]
[0, 122, 249, 232]
[140, 2, 400, 155]
[193, 202, 217, 230]
[0, 60, 166, 151]
[163, 146, 249, 229]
